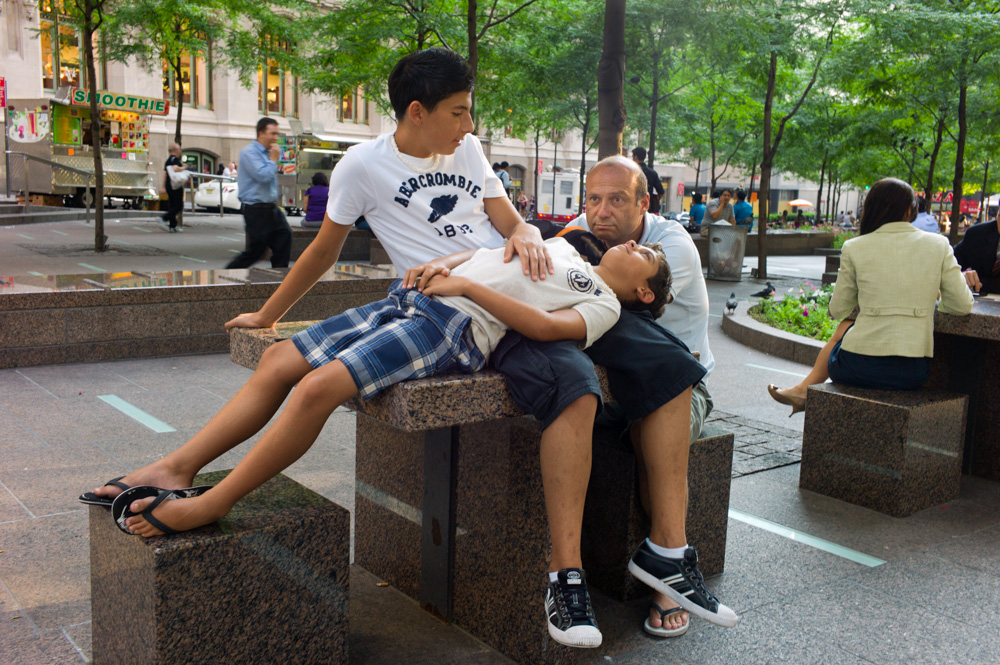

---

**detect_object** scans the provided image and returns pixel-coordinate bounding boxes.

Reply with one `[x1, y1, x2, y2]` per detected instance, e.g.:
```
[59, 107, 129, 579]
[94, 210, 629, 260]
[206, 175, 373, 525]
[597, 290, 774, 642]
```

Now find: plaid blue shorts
[290, 282, 486, 400]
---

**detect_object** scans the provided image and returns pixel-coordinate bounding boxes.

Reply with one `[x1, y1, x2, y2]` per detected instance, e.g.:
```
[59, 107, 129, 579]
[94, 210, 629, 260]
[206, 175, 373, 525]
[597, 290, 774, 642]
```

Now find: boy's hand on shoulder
[224, 312, 276, 331]
[403, 260, 452, 291]
[421, 274, 469, 298]
[504, 223, 554, 281]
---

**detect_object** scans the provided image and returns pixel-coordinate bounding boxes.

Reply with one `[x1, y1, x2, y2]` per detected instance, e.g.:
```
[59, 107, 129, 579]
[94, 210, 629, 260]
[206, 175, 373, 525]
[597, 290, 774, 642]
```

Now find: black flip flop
[643, 603, 690, 638]
[78, 476, 130, 507]
[111, 485, 212, 535]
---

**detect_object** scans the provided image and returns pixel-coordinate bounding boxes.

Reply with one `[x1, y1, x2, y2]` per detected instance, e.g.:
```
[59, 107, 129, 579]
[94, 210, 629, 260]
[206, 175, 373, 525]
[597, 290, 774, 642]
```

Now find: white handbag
[167, 166, 190, 189]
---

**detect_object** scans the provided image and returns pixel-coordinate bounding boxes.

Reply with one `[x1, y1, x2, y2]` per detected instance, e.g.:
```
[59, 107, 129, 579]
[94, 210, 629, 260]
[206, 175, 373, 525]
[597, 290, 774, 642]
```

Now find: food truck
[276, 119, 365, 214]
[6, 87, 167, 207]
[536, 170, 583, 222]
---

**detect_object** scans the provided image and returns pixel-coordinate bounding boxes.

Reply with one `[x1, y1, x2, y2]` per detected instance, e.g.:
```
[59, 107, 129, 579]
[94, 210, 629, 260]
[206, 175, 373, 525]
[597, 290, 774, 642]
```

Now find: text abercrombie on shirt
[325, 133, 507, 272]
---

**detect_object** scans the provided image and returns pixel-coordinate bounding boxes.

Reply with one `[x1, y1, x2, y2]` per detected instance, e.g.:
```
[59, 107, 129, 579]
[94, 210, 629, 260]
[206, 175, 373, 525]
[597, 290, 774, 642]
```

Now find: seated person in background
[911, 196, 939, 233]
[733, 189, 753, 232]
[700, 188, 734, 237]
[82, 235, 671, 540]
[768, 177, 973, 415]
[223, 162, 238, 178]
[953, 212, 1000, 294]
[301, 172, 330, 228]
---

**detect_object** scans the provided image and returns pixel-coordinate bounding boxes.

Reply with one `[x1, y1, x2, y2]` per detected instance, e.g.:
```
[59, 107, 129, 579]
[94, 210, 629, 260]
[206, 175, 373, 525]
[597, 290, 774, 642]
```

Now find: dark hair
[917, 195, 927, 213]
[311, 171, 329, 187]
[500, 161, 509, 169]
[711, 190, 720, 198]
[620, 242, 673, 319]
[719, 187, 733, 197]
[632, 146, 647, 161]
[692, 192, 703, 204]
[492, 162, 501, 170]
[859, 178, 917, 235]
[216, 163, 225, 176]
[256, 117, 278, 136]
[388, 48, 475, 119]
[735, 188, 746, 201]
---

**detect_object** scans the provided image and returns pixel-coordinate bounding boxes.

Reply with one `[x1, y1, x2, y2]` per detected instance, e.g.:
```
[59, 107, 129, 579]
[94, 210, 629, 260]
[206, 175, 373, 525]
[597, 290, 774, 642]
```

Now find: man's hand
[503, 223, 554, 281]
[225, 311, 276, 331]
[269, 145, 280, 162]
[964, 269, 982, 293]
[403, 259, 452, 291]
[421, 274, 469, 298]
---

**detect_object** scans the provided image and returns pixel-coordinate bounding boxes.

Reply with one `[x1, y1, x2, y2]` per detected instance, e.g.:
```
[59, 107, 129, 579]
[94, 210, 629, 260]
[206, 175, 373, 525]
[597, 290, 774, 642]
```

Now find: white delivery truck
[535, 170, 582, 222]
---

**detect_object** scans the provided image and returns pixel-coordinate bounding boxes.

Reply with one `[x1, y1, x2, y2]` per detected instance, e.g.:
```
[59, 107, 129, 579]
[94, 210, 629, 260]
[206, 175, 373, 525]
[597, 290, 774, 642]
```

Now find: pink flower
[802, 307, 810, 317]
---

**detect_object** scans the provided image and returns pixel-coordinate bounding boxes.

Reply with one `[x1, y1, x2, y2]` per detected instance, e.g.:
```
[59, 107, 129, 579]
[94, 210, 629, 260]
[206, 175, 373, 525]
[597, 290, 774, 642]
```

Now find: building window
[339, 87, 367, 124]
[40, 2, 81, 90]
[162, 48, 212, 109]
[258, 38, 297, 118]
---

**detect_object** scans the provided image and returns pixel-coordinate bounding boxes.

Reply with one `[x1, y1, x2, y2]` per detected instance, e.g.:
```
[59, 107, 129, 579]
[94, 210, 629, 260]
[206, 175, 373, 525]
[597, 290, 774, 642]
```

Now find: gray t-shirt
[701, 199, 735, 230]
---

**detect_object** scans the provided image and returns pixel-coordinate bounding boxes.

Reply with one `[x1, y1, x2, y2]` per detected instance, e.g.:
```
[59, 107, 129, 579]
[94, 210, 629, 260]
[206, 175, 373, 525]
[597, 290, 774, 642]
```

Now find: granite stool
[90, 471, 350, 665]
[800, 383, 968, 517]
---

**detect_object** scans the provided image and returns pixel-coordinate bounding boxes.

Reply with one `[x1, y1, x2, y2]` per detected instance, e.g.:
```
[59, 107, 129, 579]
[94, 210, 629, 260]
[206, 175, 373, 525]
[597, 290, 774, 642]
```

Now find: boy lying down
[80, 236, 672, 537]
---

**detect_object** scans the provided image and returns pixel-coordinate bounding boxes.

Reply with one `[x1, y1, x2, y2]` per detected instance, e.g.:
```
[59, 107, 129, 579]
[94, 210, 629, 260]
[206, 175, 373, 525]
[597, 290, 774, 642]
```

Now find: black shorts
[491, 309, 707, 428]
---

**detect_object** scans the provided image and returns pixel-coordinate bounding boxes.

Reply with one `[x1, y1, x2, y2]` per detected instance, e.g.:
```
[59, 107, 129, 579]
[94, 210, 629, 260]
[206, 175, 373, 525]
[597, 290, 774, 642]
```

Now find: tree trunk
[578, 106, 591, 215]
[948, 63, 968, 246]
[816, 153, 826, 216]
[980, 160, 989, 224]
[756, 51, 779, 279]
[82, 1, 105, 252]
[925, 114, 945, 208]
[647, 47, 660, 166]
[709, 116, 718, 190]
[467, 0, 479, 125]
[597, 0, 626, 159]
[533, 129, 540, 210]
[694, 158, 701, 192]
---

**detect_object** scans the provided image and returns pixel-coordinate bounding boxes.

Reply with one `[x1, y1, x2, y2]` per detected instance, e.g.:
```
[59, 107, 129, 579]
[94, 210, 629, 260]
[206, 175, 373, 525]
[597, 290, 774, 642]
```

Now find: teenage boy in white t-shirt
[84, 48, 735, 649]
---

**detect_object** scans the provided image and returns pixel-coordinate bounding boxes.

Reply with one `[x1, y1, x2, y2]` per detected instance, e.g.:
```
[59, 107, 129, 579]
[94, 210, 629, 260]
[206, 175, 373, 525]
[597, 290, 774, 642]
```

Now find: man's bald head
[168, 142, 181, 155]
[587, 156, 647, 206]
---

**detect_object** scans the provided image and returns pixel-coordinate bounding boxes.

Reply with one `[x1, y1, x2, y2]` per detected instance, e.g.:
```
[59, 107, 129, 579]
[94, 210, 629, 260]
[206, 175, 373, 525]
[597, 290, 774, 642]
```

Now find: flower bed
[749, 282, 841, 342]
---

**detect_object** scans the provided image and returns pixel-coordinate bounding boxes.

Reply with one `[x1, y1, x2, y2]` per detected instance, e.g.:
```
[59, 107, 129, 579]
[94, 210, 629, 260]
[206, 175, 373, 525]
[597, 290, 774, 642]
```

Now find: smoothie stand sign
[69, 89, 170, 115]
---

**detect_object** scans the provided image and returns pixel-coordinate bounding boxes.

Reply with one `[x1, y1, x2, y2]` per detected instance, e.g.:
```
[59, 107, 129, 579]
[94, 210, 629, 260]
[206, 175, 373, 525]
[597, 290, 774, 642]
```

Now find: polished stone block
[90, 471, 349, 665]
[800, 383, 967, 517]
[582, 425, 734, 600]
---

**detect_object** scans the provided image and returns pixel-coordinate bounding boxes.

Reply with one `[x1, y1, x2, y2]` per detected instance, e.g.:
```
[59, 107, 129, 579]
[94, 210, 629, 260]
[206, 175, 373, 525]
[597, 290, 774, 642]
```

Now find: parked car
[194, 180, 241, 212]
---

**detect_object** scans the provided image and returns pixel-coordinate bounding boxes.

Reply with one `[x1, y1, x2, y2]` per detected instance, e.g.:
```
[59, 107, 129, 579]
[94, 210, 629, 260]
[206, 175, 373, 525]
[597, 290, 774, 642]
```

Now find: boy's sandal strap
[140, 490, 182, 535]
[651, 603, 686, 619]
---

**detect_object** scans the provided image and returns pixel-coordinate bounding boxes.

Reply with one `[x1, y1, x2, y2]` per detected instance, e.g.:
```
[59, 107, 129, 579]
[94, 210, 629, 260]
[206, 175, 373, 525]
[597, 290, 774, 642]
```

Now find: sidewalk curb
[721, 303, 823, 366]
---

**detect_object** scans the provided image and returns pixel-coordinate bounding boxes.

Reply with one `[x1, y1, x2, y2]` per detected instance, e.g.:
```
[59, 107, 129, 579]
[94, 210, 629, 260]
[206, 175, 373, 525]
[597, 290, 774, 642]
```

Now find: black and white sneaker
[544, 568, 603, 648]
[628, 542, 739, 627]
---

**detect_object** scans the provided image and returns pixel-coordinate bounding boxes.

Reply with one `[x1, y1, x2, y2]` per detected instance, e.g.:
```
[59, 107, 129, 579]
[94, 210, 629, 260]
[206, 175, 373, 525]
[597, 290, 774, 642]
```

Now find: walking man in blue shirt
[226, 117, 292, 268]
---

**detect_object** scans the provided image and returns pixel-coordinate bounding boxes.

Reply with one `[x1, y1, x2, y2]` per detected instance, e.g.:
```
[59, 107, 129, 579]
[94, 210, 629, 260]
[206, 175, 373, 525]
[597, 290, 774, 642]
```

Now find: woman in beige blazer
[769, 178, 973, 415]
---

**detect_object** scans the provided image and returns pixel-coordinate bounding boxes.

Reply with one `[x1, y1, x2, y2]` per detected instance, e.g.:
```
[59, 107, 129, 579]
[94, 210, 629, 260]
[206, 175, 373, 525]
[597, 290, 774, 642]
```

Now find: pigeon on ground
[751, 281, 776, 298]
[726, 293, 738, 315]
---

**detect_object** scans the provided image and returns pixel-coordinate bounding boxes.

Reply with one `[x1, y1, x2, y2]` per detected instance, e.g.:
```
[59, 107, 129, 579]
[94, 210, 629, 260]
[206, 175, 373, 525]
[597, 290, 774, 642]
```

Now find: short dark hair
[735, 189, 746, 201]
[492, 162, 501, 170]
[917, 195, 927, 213]
[388, 48, 475, 119]
[311, 171, 329, 187]
[719, 187, 733, 197]
[632, 146, 647, 161]
[691, 192, 703, 204]
[500, 161, 509, 169]
[256, 117, 278, 136]
[859, 178, 917, 235]
[619, 242, 673, 319]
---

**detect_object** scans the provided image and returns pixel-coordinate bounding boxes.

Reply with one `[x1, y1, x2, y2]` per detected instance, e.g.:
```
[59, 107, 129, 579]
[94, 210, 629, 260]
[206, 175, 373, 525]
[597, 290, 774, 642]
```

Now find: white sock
[647, 538, 687, 559]
[548, 571, 560, 583]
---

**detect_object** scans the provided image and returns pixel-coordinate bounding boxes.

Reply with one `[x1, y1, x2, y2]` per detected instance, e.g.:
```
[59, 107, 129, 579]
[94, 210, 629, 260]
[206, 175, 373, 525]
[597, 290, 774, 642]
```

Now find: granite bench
[230, 323, 733, 664]
[90, 470, 350, 665]
[250, 226, 375, 262]
[800, 383, 968, 517]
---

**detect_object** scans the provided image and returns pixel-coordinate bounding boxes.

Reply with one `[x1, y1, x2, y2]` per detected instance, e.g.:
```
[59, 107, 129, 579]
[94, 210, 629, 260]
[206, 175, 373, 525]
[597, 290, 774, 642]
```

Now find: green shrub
[833, 231, 856, 250]
[750, 282, 841, 341]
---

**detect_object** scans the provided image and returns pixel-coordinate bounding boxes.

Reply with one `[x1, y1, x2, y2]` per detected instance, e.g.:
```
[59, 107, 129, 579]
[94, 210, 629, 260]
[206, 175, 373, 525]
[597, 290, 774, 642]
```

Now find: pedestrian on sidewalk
[225, 117, 292, 269]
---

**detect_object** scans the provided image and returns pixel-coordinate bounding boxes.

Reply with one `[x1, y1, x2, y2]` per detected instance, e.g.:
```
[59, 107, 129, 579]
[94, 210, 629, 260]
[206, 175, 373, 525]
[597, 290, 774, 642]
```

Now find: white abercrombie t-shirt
[326, 133, 507, 271]
[435, 238, 621, 362]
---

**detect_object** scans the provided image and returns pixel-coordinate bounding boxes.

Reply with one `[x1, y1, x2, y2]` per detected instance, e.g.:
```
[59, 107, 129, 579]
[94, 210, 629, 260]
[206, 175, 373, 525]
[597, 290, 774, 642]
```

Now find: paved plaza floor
[3, 216, 999, 664]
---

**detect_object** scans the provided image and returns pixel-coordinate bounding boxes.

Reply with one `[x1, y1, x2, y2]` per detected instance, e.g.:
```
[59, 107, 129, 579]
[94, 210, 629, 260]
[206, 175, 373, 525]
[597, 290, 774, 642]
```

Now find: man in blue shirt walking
[226, 117, 292, 268]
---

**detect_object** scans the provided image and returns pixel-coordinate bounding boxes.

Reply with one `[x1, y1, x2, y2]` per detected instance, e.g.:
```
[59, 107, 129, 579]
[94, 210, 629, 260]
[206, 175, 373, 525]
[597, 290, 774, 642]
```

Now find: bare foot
[649, 592, 688, 631]
[776, 385, 806, 401]
[91, 461, 194, 501]
[124, 493, 228, 537]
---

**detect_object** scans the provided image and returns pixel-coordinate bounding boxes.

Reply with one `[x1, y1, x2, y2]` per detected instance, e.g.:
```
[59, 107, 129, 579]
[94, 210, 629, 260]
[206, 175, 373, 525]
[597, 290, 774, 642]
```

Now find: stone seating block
[822, 271, 838, 286]
[824, 255, 841, 273]
[800, 383, 967, 517]
[90, 471, 349, 665]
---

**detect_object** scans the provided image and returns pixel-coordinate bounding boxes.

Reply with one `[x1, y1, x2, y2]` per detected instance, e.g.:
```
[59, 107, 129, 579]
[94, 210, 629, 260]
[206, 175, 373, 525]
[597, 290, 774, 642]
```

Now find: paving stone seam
[0, 479, 36, 519]
[59, 626, 89, 663]
[12, 370, 60, 399]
